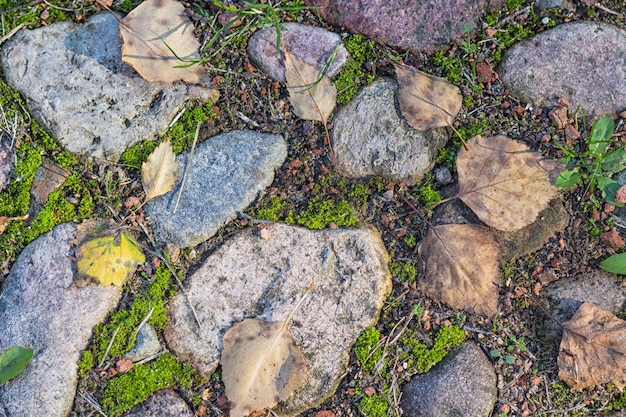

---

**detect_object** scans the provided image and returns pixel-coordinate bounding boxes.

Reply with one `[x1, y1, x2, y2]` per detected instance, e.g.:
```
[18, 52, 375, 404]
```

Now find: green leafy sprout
[460, 23, 477, 55]
[0, 346, 34, 383]
[490, 334, 527, 365]
[555, 117, 626, 206]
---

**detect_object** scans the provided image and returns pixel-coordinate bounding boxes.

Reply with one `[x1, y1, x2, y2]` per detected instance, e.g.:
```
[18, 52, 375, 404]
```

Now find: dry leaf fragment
[141, 139, 178, 202]
[456, 135, 558, 232]
[418, 224, 500, 316]
[395, 63, 462, 131]
[221, 318, 306, 417]
[558, 302, 626, 391]
[284, 50, 336, 124]
[120, 0, 208, 84]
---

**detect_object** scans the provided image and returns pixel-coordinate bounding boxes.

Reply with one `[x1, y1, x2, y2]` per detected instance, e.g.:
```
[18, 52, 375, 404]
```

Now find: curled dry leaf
[394, 63, 462, 131]
[558, 302, 626, 391]
[141, 139, 178, 202]
[284, 50, 336, 124]
[418, 224, 500, 316]
[221, 318, 306, 417]
[119, 0, 208, 84]
[456, 135, 558, 232]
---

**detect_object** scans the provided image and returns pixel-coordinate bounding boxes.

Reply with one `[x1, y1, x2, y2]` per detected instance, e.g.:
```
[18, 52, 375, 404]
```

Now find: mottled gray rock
[0, 13, 218, 160]
[0, 223, 122, 417]
[0, 132, 14, 192]
[535, 0, 574, 9]
[145, 130, 286, 248]
[331, 78, 448, 185]
[164, 223, 391, 415]
[126, 389, 193, 417]
[248, 23, 348, 83]
[499, 22, 626, 118]
[124, 324, 162, 363]
[400, 342, 497, 417]
[304, 0, 505, 53]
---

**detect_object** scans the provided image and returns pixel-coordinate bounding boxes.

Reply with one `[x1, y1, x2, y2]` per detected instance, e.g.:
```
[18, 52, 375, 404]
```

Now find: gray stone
[124, 323, 162, 363]
[0, 13, 218, 160]
[145, 130, 287, 248]
[0, 132, 14, 192]
[125, 389, 193, 417]
[304, 0, 505, 54]
[499, 22, 626, 118]
[0, 223, 122, 417]
[331, 78, 448, 185]
[164, 223, 391, 415]
[400, 342, 497, 417]
[248, 23, 348, 83]
[535, 0, 574, 9]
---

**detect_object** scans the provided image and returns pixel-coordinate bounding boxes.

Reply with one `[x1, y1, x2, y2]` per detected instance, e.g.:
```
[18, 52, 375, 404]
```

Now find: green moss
[355, 327, 383, 375]
[358, 394, 389, 417]
[296, 197, 358, 229]
[418, 183, 441, 205]
[100, 352, 196, 416]
[401, 325, 466, 373]
[256, 197, 288, 222]
[78, 350, 94, 378]
[344, 34, 376, 65]
[347, 182, 370, 212]
[403, 233, 417, 248]
[431, 52, 464, 84]
[506, 0, 525, 9]
[389, 261, 418, 283]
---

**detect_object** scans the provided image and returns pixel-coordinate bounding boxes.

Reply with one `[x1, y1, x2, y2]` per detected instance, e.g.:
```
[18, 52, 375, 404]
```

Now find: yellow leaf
[76, 231, 145, 286]
[119, 0, 208, 84]
[284, 50, 336, 124]
[141, 139, 178, 202]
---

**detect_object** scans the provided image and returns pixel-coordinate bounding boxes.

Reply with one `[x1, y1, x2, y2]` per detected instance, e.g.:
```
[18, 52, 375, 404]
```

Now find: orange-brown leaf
[558, 302, 626, 391]
[418, 224, 500, 316]
[457, 135, 558, 232]
[395, 63, 462, 131]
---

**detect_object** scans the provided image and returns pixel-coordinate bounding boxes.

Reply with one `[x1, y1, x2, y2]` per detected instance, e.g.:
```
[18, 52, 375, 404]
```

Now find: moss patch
[355, 327, 384, 375]
[400, 325, 467, 373]
[359, 394, 389, 417]
[333, 34, 378, 104]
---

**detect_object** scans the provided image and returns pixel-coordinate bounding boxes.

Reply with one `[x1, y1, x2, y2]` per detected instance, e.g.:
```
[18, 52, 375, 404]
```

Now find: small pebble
[434, 167, 453, 185]
[541, 17, 550, 25]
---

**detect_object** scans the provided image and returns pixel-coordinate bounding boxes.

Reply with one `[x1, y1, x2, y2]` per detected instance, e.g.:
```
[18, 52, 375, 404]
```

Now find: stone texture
[400, 342, 497, 417]
[499, 21, 626, 118]
[248, 23, 348, 83]
[0, 13, 218, 160]
[164, 223, 391, 415]
[125, 389, 194, 417]
[0, 223, 122, 417]
[145, 130, 287, 248]
[304, 0, 505, 54]
[331, 78, 448, 185]
[0, 131, 14, 192]
[124, 324, 162, 363]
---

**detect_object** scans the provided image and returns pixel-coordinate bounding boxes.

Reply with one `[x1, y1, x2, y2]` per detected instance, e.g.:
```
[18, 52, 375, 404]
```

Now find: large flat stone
[0, 13, 218, 160]
[164, 223, 391, 416]
[0, 223, 122, 417]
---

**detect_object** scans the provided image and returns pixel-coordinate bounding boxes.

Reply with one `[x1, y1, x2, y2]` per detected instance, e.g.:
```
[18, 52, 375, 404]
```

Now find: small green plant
[460, 23, 477, 55]
[490, 334, 527, 365]
[555, 117, 626, 205]
[0, 346, 33, 383]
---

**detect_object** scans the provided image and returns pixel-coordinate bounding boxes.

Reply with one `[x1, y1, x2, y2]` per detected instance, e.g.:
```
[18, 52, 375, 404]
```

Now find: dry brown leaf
[418, 224, 500, 316]
[221, 318, 306, 417]
[456, 135, 558, 232]
[558, 302, 626, 391]
[284, 50, 336, 124]
[141, 139, 178, 202]
[119, 0, 208, 84]
[394, 63, 462, 131]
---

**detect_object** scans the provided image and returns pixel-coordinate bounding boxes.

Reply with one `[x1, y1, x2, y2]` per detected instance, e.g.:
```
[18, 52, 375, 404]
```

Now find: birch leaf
[141, 139, 178, 202]
[558, 302, 626, 391]
[221, 318, 306, 417]
[395, 63, 462, 130]
[120, 0, 208, 84]
[284, 50, 336, 124]
[456, 135, 558, 232]
[418, 224, 500, 316]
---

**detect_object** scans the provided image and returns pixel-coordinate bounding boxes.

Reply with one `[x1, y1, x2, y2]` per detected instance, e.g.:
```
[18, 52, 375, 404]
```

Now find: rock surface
[145, 130, 287, 248]
[0, 13, 218, 160]
[164, 223, 391, 415]
[331, 78, 448, 185]
[0, 223, 122, 417]
[304, 0, 505, 53]
[124, 324, 162, 363]
[125, 389, 194, 417]
[400, 341, 497, 417]
[0, 132, 14, 192]
[248, 23, 348, 83]
[499, 21, 626, 118]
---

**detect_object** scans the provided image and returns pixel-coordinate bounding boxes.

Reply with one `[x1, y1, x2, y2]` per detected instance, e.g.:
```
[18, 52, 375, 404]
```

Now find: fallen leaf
[115, 358, 134, 373]
[0, 346, 34, 383]
[600, 230, 624, 250]
[394, 63, 462, 131]
[141, 139, 178, 202]
[418, 224, 500, 316]
[119, 0, 208, 84]
[456, 135, 558, 232]
[558, 302, 626, 391]
[284, 50, 336, 124]
[76, 221, 145, 286]
[221, 318, 306, 417]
